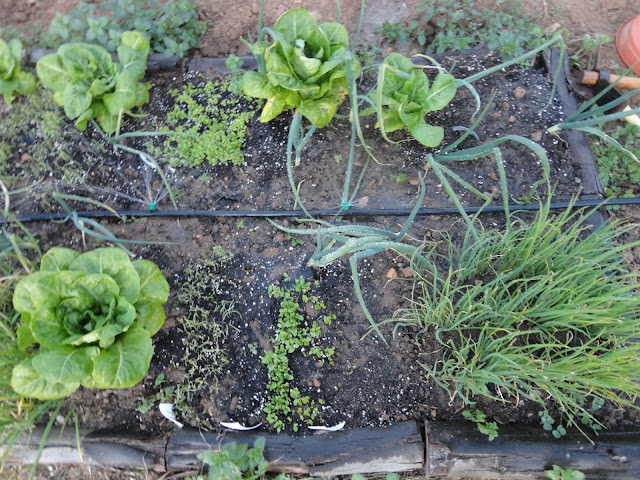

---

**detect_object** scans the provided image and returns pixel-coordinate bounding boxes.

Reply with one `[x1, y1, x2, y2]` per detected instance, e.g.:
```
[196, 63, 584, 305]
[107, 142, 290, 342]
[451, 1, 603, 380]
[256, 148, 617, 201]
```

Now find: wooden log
[0, 427, 166, 471]
[166, 421, 423, 477]
[425, 421, 640, 479]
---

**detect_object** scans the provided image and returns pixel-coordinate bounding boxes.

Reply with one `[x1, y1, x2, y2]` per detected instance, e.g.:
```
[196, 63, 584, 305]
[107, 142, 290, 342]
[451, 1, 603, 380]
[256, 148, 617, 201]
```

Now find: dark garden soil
[2, 43, 639, 448]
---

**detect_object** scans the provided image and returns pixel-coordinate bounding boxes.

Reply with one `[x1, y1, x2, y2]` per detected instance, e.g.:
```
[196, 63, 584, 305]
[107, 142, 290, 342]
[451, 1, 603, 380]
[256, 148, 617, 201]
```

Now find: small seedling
[545, 465, 585, 480]
[462, 408, 498, 441]
[138, 373, 175, 414]
[390, 173, 408, 183]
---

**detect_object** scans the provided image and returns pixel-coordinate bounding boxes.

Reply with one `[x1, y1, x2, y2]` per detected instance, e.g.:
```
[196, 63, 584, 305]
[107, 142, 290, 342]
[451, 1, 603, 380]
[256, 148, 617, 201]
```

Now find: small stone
[408, 177, 421, 186]
[574, 177, 582, 184]
[515, 87, 527, 98]
[531, 130, 543, 142]
[401, 267, 413, 278]
[313, 378, 321, 388]
[490, 112, 501, 119]
[508, 115, 517, 123]
[502, 101, 510, 110]
[602, 0, 626, 11]
[357, 196, 369, 208]
[20, 153, 31, 161]
[385, 268, 398, 279]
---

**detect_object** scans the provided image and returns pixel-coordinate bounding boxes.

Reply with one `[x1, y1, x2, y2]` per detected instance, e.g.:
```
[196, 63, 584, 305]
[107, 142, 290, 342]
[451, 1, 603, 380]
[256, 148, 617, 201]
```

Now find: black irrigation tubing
[3, 197, 640, 224]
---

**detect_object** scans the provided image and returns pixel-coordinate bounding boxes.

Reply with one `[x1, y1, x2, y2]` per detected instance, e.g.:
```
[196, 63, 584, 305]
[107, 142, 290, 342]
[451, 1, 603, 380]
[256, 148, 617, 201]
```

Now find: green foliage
[381, 0, 547, 59]
[462, 408, 498, 441]
[545, 465, 585, 480]
[36, 31, 151, 133]
[191, 438, 269, 480]
[394, 200, 640, 438]
[262, 276, 334, 432]
[147, 79, 256, 167]
[10, 247, 169, 400]
[137, 372, 174, 413]
[0, 37, 36, 105]
[242, 8, 360, 128]
[44, 0, 205, 57]
[592, 124, 640, 200]
[173, 247, 235, 425]
[360, 52, 456, 147]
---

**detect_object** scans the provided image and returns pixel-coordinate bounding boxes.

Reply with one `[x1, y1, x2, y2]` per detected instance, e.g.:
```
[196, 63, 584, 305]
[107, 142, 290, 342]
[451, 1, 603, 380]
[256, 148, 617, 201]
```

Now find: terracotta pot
[616, 14, 640, 76]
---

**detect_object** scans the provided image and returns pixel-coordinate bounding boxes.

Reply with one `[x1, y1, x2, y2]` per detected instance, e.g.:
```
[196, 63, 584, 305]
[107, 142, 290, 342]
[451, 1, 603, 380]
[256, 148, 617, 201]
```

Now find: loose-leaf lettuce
[242, 8, 359, 128]
[0, 37, 36, 104]
[361, 52, 457, 147]
[36, 31, 151, 133]
[11, 247, 169, 400]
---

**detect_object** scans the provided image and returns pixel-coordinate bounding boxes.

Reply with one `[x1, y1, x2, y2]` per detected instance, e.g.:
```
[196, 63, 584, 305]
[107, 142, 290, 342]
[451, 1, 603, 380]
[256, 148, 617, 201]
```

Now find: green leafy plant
[44, 0, 205, 57]
[545, 465, 585, 480]
[393, 199, 640, 438]
[360, 52, 456, 147]
[36, 31, 151, 134]
[242, 8, 360, 128]
[146, 78, 256, 167]
[137, 372, 174, 413]
[462, 408, 498, 441]
[381, 0, 547, 59]
[11, 246, 169, 400]
[592, 124, 640, 200]
[189, 438, 269, 480]
[262, 276, 334, 432]
[0, 37, 36, 105]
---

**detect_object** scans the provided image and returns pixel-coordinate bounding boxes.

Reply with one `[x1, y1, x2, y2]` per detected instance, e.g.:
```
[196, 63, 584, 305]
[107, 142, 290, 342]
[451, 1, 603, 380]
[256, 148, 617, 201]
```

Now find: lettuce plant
[242, 8, 360, 128]
[361, 52, 457, 147]
[11, 247, 169, 400]
[36, 31, 151, 133]
[0, 37, 36, 105]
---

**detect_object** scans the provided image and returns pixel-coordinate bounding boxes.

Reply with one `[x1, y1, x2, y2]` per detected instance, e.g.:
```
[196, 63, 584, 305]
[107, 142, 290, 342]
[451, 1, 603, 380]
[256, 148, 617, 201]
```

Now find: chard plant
[360, 52, 457, 147]
[36, 31, 151, 134]
[11, 247, 169, 400]
[241, 8, 360, 128]
[0, 37, 36, 105]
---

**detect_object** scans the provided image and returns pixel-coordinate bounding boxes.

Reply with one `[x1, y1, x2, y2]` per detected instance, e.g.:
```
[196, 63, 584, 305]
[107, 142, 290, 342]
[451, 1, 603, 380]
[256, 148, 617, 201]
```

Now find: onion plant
[393, 198, 640, 438]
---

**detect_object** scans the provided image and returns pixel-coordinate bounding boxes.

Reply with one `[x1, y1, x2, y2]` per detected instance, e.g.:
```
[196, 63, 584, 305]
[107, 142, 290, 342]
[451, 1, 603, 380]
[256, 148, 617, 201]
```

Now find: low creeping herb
[146, 78, 256, 167]
[262, 276, 335, 433]
[592, 124, 640, 201]
[462, 408, 498, 441]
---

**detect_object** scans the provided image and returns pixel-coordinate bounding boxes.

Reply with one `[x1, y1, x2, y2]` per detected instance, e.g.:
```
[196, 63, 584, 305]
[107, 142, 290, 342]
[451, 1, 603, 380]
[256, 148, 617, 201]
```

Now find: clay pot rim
[616, 14, 640, 76]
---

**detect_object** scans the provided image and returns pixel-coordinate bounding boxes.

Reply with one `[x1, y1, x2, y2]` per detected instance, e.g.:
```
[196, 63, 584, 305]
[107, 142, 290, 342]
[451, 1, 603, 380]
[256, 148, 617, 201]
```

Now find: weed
[137, 373, 175, 414]
[43, 0, 205, 57]
[146, 78, 256, 168]
[462, 408, 498, 441]
[262, 276, 335, 433]
[285, 232, 304, 248]
[545, 465, 585, 480]
[236, 220, 246, 230]
[390, 173, 407, 183]
[381, 0, 547, 59]
[173, 247, 237, 425]
[189, 438, 268, 480]
[591, 124, 640, 202]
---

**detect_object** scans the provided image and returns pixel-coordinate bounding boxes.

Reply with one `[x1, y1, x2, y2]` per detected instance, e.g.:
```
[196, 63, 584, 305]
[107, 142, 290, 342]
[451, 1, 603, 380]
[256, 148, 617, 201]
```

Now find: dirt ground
[1, 1, 640, 479]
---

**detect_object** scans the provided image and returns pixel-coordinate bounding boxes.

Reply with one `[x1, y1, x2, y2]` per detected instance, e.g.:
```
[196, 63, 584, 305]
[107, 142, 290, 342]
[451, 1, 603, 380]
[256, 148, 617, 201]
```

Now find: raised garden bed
[2, 26, 640, 479]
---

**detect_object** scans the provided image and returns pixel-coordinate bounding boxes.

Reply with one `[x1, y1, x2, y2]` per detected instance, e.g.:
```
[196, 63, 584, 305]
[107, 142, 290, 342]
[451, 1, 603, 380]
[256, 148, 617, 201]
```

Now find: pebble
[385, 268, 398, 279]
[515, 87, 527, 98]
[508, 115, 517, 123]
[408, 177, 421, 186]
[531, 130, 543, 142]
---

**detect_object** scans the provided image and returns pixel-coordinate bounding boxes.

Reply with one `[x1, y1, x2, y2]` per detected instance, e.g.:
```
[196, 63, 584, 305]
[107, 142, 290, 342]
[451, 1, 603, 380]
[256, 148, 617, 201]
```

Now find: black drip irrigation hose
[3, 197, 640, 224]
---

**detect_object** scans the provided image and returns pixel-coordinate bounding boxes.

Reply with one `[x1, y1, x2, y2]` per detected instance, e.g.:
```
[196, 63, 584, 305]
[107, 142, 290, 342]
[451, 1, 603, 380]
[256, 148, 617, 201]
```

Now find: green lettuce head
[0, 37, 36, 105]
[11, 247, 169, 400]
[242, 8, 360, 128]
